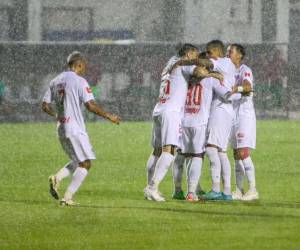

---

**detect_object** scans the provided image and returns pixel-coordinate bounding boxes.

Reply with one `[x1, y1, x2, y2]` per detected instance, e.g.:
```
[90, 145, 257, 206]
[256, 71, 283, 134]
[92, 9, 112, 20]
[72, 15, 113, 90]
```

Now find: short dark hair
[177, 43, 198, 57]
[206, 40, 225, 53]
[231, 43, 246, 59]
[199, 51, 208, 59]
[67, 51, 86, 68]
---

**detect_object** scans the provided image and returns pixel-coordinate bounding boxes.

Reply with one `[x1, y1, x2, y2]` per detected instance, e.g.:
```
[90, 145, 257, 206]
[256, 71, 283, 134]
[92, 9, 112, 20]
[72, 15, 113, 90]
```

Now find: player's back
[210, 57, 236, 115]
[183, 77, 229, 127]
[153, 56, 195, 116]
[50, 71, 92, 137]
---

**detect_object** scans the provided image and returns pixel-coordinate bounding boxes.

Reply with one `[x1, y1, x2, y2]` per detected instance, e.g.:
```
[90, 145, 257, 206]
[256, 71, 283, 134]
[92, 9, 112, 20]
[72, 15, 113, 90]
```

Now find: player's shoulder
[65, 71, 88, 85]
[240, 64, 252, 72]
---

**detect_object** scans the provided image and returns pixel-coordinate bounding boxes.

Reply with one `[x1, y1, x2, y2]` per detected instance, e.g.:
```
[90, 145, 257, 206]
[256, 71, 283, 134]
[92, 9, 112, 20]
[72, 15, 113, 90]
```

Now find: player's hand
[108, 114, 121, 125]
[242, 84, 252, 93]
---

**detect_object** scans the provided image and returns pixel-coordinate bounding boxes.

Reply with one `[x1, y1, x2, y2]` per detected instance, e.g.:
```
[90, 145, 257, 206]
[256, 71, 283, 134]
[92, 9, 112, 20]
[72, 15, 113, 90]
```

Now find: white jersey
[182, 78, 231, 127]
[210, 57, 236, 116]
[233, 64, 255, 116]
[43, 71, 94, 137]
[153, 56, 196, 116]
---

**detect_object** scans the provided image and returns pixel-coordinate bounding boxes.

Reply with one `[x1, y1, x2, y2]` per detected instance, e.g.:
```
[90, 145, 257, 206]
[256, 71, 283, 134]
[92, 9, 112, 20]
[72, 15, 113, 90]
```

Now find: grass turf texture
[0, 121, 300, 250]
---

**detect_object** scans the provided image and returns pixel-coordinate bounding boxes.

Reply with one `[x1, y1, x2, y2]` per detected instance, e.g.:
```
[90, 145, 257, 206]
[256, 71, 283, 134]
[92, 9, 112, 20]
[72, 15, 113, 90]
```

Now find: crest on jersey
[86, 87, 92, 93]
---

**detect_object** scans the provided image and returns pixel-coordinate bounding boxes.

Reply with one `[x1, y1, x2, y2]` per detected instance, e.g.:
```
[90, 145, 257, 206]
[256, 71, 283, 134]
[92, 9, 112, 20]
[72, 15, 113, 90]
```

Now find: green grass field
[0, 121, 300, 250]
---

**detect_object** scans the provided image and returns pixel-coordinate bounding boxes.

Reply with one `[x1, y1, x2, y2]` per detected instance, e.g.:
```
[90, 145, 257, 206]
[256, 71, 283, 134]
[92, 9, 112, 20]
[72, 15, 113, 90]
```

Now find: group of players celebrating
[144, 40, 258, 202]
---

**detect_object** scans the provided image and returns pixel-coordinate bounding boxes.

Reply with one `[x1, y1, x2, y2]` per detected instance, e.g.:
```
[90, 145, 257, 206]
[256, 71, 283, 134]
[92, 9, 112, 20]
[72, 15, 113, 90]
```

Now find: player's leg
[234, 116, 258, 201]
[146, 147, 161, 185]
[146, 116, 161, 185]
[235, 148, 258, 201]
[232, 149, 245, 200]
[61, 133, 96, 205]
[145, 111, 181, 201]
[49, 161, 78, 200]
[62, 160, 91, 206]
[218, 150, 232, 200]
[186, 153, 204, 201]
[172, 150, 186, 200]
[204, 110, 233, 200]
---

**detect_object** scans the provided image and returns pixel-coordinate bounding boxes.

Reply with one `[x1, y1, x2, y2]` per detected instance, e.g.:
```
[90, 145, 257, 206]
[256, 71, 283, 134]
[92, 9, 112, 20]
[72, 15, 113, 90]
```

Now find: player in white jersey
[228, 44, 258, 201]
[42, 51, 120, 205]
[144, 44, 223, 202]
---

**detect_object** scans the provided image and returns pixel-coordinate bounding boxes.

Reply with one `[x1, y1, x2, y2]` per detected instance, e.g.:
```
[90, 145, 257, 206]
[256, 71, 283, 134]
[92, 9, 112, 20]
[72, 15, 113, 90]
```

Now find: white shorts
[151, 111, 182, 148]
[207, 108, 234, 151]
[58, 128, 96, 163]
[232, 115, 256, 149]
[181, 125, 207, 154]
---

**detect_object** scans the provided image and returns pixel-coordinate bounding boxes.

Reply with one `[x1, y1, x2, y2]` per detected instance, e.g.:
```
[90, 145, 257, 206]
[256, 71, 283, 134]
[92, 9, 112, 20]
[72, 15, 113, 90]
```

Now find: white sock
[219, 152, 231, 195]
[235, 160, 245, 192]
[187, 157, 202, 193]
[55, 162, 77, 181]
[151, 152, 174, 188]
[146, 154, 159, 185]
[173, 154, 185, 192]
[243, 156, 256, 191]
[206, 147, 221, 193]
[65, 167, 88, 199]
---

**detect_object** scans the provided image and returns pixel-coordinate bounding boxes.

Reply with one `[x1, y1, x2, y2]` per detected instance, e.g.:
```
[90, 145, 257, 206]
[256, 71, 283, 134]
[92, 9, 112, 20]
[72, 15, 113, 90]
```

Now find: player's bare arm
[192, 67, 224, 83]
[42, 101, 56, 117]
[85, 100, 121, 124]
[177, 58, 213, 69]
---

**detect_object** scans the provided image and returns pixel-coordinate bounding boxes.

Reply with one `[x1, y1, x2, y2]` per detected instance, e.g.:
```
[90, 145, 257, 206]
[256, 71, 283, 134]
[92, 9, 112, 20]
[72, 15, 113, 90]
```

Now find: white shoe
[144, 186, 165, 202]
[60, 198, 77, 206]
[232, 189, 243, 200]
[241, 189, 259, 201]
[49, 175, 60, 200]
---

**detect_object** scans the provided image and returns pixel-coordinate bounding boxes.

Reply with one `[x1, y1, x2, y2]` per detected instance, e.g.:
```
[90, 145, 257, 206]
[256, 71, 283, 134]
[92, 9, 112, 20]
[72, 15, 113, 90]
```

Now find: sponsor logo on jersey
[244, 72, 251, 77]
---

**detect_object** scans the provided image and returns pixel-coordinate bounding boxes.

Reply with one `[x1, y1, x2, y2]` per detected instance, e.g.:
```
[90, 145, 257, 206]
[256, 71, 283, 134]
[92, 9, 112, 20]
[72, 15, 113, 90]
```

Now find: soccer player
[228, 44, 259, 201]
[144, 44, 222, 202]
[42, 51, 121, 205]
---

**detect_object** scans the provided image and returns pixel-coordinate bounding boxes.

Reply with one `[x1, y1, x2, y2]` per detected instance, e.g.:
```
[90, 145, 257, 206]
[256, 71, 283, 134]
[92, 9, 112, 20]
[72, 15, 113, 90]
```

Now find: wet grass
[0, 121, 300, 250]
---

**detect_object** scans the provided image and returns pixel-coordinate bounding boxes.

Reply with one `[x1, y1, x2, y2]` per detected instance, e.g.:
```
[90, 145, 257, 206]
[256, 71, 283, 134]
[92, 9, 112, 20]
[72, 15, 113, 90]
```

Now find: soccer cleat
[60, 199, 77, 206]
[48, 175, 59, 200]
[200, 191, 223, 201]
[221, 193, 233, 201]
[196, 190, 206, 197]
[144, 186, 165, 202]
[232, 189, 244, 200]
[241, 189, 259, 201]
[186, 192, 199, 202]
[172, 190, 186, 200]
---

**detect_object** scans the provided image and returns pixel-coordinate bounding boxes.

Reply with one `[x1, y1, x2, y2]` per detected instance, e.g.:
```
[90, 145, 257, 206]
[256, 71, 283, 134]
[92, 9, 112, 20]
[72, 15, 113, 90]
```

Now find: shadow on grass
[1, 198, 300, 220]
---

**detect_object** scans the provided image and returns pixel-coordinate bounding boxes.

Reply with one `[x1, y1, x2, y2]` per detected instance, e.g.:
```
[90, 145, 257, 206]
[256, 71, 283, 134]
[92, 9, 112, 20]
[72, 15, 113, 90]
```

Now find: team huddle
[144, 40, 258, 202]
[42, 40, 257, 206]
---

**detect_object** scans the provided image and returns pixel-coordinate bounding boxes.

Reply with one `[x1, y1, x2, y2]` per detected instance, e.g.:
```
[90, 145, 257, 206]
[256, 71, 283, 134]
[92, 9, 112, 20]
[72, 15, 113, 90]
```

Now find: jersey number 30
[186, 84, 202, 106]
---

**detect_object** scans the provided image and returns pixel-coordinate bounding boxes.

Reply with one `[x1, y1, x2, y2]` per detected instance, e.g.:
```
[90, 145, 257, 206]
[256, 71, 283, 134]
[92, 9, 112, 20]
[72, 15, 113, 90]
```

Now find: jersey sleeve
[181, 65, 196, 76]
[42, 87, 52, 103]
[211, 79, 231, 97]
[79, 79, 95, 103]
[241, 67, 254, 87]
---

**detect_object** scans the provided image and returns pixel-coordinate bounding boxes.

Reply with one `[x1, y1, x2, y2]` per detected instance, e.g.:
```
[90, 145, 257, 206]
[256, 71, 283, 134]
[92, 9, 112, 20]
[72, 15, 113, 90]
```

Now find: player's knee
[152, 147, 162, 157]
[235, 148, 250, 160]
[162, 145, 177, 155]
[79, 160, 91, 170]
